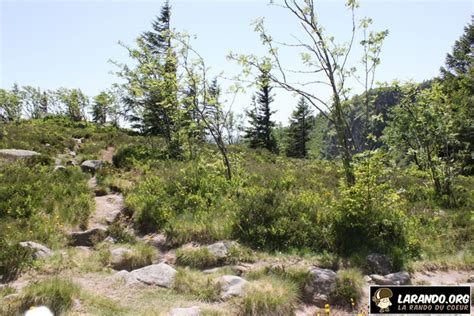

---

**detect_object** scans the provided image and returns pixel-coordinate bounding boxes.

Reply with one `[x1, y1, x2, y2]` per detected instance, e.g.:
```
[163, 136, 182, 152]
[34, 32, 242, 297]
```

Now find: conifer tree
[286, 97, 313, 158]
[244, 70, 277, 153]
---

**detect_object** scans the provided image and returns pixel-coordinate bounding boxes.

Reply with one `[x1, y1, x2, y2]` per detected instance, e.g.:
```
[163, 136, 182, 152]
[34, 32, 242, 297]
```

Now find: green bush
[329, 268, 364, 309]
[175, 247, 219, 269]
[0, 239, 33, 282]
[113, 143, 167, 168]
[173, 269, 220, 301]
[242, 277, 299, 316]
[18, 277, 81, 315]
[126, 163, 232, 235]
[234, 184, 332, 252]
[333, 151, 420, 266]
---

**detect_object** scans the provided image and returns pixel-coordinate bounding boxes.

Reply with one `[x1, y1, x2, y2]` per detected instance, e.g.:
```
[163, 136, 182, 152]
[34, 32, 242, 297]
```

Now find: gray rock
[0, 149, 39, 159]
[467, 275, 474, 283]
[217, 275, 248, 300]
[113, 270, 140, 286]
[19, 241, 53, 259]
[142, 233, 167, 250]
[370, 271, 410, 285]
[207, 242, 229, 259]
[68, 228, 107, 247]
[53, 165, 67, 172]
[130, 263, 177, 288]
[203, 267, 221, 274]
[304, 267, 337, 307]
[80, 160, 103, 173]
[366, 253, 392, 275]
[110, 247, 134, 271]
[169, 306, 201, 316]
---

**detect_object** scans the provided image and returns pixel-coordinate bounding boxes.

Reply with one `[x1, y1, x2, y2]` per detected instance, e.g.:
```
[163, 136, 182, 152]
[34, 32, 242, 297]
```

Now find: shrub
[18, 277, 81, 315]
[333, 151, 420, 266]
[111, 243, 156, 271]
[0, 240, 33, 282]
[173, 269, 220, 301]
[106, 222, 136, 244]
[241, 277, 299, 316]
[113, 144, 167, 168]
[175, 247, 219, 269]
[329, 268, 364, 309]
[226, 244, 256, 264]
[234, 184, 332, 252]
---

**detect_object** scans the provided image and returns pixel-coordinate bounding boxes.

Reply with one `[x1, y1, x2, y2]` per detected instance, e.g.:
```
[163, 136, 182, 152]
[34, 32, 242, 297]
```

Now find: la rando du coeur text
[397, 294, 470, 312]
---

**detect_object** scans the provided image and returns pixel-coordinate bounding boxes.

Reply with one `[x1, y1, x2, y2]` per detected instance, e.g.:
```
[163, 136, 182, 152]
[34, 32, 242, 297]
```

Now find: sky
[0, 0, 472, 124]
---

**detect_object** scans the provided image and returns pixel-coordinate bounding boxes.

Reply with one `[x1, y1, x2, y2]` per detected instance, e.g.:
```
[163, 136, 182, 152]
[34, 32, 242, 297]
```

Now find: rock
[19, 241, 53, 259]
[467, 275, 474, 283]
[130, 263, 177, 288]
[53, 165, 67, 172]
[207, 242, 229, 259]
[80, 160, 103, 173]
[303, 267, 337, 307]
[169, 306, 201, 316]
[231, 265, 249, 276]
[142, 233, 168, 250]
[370, 271, 410, 285]
[66, 159, 77, 166]
[203, 267, 221, 274]
[94, 194, 124, 224]
[104, 236, 117, 244]
[68, 228, 107, 247]
[110, 247, 134, 271]
[366, 253, 392, 275]
[113, 270, 140, 286]
[69, 151, 76, 157]
[217, 275, 248, 300]
[0, 149, 39, 160]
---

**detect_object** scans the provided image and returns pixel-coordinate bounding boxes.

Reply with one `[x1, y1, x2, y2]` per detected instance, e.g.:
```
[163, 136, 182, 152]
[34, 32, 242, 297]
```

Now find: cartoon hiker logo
[372, 288, 393, 313]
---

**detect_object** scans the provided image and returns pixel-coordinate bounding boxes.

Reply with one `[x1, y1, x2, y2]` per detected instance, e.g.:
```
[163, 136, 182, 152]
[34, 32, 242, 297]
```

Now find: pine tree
[286, 97, 313, 158]
[92, 91, 112, 125]
[138, 1, 182, 157]
[244, 70, 277, 153]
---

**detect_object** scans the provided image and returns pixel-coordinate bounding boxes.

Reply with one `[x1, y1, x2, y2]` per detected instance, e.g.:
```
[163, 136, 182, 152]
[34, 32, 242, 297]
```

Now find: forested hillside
[0, 1, 472, 315]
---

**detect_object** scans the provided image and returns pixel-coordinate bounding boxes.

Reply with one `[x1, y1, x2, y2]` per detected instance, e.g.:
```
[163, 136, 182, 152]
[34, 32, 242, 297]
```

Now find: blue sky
[1, 0, 472, 124]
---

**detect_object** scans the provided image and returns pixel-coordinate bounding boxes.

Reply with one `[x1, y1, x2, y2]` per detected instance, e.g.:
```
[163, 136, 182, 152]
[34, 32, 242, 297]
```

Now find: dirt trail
[100, 146, 115, 163]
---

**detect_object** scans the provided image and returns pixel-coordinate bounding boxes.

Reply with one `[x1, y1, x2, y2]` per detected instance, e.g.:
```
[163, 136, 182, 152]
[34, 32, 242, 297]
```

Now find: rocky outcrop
[217, 275, 248, 300]
[80, 160, 103, 173]
[207, 242, 229, 259]
[304, 267, 337, 307]
[366, 253, 392, 275]
[370, 271, 410, 285]
[19, 241, 53, 259]
[68, 228, 107, 247]
[0, 149, 39, 160]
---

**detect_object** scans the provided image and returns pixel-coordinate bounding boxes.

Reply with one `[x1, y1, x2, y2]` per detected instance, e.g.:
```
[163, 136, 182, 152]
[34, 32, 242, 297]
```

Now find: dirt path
[100, 146, 115, 163]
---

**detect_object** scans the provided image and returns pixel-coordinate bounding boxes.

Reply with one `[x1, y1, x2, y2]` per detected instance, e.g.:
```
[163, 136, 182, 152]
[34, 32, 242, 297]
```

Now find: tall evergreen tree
[92, 91, 113, 125]
[286, 97, 313, 158]
[244, 70, 277, 153]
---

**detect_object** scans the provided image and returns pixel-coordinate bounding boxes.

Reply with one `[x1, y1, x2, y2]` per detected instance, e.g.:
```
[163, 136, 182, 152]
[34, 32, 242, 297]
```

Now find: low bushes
[15, 277, 80, 315]
[176, 247, 219, 269]
[241, 277, 299, 316]
[173, 269, 220, 302]
[329, 268, 364, 308]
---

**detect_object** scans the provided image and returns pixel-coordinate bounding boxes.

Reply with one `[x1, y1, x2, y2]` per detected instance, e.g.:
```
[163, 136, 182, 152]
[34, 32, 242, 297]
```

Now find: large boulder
[0, 149, 39, 160]
[304, 267, 337, 307]
[113, 270, 141, 286]
[370, 271, 410, 285]
[169, 306, 201, 316]
[68, 228, 107, 247]
[80, 160, 103, 173]
[19, 241, 53, 259]
[130, 263, 177, 288]
[217, 275, 248, 300]
[366, 253, 392, 275]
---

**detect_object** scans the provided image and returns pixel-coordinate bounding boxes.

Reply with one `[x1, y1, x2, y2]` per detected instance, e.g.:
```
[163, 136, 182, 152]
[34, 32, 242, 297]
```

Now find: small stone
[19, 241, 53, 259]
[68, 228, 107, 247]
[217, 275, 248, 300]
[207, 242, 229, 259]
[0, 149, 40, 159]
[203, 267, 221, 274]
[370, 271, 410, 285]
[169, 306, 200, 316]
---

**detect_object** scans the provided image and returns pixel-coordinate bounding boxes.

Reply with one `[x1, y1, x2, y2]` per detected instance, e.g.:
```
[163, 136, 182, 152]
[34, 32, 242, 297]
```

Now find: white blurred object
[24, 306, 54, 316]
